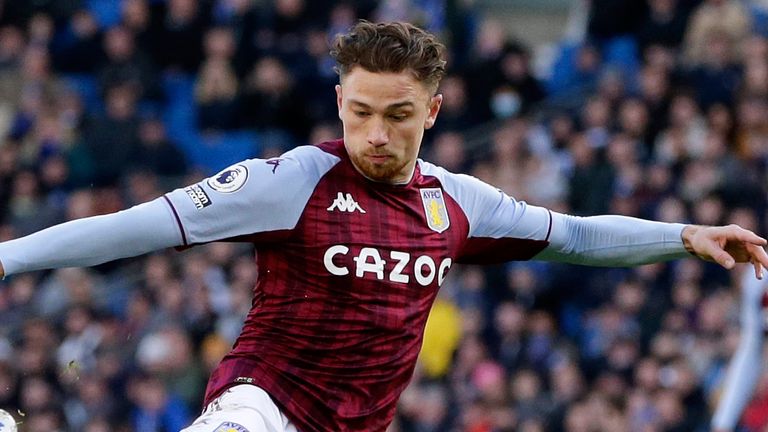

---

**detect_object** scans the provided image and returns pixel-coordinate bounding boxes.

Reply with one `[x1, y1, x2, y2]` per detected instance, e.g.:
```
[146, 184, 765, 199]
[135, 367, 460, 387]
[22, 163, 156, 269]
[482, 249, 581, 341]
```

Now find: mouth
[366, 154, 391, 164]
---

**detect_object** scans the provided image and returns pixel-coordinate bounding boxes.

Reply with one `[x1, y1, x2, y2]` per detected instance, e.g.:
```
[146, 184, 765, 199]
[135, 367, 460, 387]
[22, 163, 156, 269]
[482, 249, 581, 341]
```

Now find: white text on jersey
[327, 192, 366, 213]
[323, 245, 452, 287]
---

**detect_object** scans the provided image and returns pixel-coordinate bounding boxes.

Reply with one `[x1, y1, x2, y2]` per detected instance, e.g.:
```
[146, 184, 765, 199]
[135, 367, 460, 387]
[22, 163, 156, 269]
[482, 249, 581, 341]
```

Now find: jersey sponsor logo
[213, 422, 249, 432]
[420, 188, 450, 233]
[324, 245, 452, 287]
[184, 184, 212, 210]
[327, 192, 366, 213]
[208, 164, 249, 193]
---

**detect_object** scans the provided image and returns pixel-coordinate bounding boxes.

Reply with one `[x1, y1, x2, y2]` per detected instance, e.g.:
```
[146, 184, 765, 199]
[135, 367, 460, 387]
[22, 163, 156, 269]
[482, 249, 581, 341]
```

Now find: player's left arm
[536, 212, 768, 274]
[430, 166, 768, 272]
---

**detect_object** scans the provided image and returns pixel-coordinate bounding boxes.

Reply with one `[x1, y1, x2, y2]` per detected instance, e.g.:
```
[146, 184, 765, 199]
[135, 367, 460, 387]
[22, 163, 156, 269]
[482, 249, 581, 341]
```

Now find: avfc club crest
[420, 188, 450, 233]
[208, 164, 249, 193]
[213, 422, 249, 432]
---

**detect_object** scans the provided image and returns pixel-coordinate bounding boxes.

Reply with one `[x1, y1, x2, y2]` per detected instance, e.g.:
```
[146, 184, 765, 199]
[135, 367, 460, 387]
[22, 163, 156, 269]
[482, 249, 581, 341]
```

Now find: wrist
[681, 225, 700, 256]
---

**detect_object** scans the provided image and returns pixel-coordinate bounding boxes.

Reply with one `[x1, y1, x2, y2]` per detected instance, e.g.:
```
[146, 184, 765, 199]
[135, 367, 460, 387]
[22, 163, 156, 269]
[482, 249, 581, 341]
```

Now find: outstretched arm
[535, 213, 768, 272]
[0, 197, 182, 278]
[0, 147, 337, 279]
[712, 269, 766, 431]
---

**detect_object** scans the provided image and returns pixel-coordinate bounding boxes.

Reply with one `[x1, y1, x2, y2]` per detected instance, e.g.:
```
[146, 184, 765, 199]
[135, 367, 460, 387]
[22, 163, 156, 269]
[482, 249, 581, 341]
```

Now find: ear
[424, 93, 443, 130]
[335, 84, 343, 120]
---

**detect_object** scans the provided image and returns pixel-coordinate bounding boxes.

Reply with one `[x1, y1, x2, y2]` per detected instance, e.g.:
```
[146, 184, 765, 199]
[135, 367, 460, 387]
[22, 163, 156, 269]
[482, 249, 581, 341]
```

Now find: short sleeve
[419, 161, 552, 263]
[164, 146, 339, 245]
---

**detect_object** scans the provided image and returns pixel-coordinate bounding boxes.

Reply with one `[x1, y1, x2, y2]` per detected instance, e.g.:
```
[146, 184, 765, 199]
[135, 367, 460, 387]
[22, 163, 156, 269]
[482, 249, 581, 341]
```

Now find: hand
[682, 224, 768, 278]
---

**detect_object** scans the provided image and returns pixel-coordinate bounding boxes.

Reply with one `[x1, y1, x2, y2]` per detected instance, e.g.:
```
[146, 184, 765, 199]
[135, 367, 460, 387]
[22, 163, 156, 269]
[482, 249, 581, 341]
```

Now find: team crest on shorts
[420, 188, 450, 233]
[213, 422, 249, 432]
[208, 164, 249, 193]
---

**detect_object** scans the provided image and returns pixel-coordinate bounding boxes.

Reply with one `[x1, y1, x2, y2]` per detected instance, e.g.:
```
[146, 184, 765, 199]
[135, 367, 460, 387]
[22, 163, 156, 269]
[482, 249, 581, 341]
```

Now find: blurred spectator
[637, 0, 690, 54]
[429, 131, 468, 173]
[239, 56, 311, 144]
[98, 24, 160, 102]
[127, 372, 191, 432]
[0, 25, 26, 70]
[492, 42, 546, 116]
[683, 0, 752, 66]
[76, 83, 141, 186]
[120, 0, 155, 54]
[566, 132, 614, 215]
[51, 9, 104, 74]
[134, 115, 188, 180]
[684, 29, 742, 109]
[152, 0, 208, 73]
[194, 58, 240, 131]
[587, 0, 646, 42]
[6, 168, 60, 236]
[430, 74, 481, 137]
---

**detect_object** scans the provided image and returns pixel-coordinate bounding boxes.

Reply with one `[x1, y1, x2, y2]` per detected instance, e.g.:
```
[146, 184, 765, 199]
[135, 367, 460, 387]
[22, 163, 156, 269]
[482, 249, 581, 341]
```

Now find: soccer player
[712, 269, 766, 432]
[0, 21, 767, 432]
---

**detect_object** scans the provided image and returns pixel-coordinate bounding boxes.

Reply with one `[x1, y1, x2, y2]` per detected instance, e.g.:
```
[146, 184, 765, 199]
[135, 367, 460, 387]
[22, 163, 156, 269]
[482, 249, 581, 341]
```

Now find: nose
[367, 118, 389, 146]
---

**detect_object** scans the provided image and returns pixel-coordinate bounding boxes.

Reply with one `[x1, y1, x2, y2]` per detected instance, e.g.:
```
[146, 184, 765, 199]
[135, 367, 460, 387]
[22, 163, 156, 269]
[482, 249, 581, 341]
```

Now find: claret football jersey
[163, 139, 554, 432]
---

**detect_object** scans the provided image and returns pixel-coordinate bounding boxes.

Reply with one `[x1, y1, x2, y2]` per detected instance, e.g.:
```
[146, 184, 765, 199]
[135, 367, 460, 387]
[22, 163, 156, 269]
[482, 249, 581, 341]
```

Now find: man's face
[336, 67, 442, 183]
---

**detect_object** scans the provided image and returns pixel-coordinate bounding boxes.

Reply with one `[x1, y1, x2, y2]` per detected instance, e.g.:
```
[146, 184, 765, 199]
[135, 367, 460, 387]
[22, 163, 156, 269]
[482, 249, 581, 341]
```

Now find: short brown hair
[330, 20, 447, 93]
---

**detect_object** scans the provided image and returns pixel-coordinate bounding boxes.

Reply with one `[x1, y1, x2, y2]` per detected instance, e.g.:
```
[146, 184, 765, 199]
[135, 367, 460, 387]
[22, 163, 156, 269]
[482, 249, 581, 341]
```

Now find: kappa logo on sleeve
[213, 422, 249, 432]
[208, 164, 249, 193]
[266, 158, 283, 174]
[184, 184, 212, 210]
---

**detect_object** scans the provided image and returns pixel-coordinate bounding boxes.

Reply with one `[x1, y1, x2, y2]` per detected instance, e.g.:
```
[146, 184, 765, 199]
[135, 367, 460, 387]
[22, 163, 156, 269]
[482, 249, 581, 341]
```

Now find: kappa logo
[213, 422, 249, 432]
[184, 184, 212, 210]
[327, 192, 366, 213]
[266, 158, 283, 174]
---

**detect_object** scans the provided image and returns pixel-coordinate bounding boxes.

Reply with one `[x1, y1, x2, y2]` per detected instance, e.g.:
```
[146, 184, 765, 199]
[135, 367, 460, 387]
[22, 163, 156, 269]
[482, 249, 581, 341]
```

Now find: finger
[749, 258, 763, 280]
[727, 226, 768, 245]
[712, 249, 736, 269]
[748, 243, 768, 269]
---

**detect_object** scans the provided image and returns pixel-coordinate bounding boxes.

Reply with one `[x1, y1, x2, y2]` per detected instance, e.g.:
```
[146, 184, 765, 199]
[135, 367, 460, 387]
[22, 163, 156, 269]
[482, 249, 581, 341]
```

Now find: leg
[181, 385, 295, 432]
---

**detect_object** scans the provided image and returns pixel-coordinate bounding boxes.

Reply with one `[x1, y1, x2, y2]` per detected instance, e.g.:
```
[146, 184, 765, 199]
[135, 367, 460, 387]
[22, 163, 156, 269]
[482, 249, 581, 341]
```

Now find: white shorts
[180, 385, 298, 432]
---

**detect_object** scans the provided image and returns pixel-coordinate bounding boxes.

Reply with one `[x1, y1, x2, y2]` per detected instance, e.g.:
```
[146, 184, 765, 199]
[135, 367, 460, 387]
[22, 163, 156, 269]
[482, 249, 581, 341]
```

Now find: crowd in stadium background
[0, 0, 768, 431]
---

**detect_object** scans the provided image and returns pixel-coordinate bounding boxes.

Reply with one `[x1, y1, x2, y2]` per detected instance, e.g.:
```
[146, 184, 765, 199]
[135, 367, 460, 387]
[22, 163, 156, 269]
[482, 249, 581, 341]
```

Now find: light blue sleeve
[163, 146, 339, 245]
[419, 160, 689, 266]
[712, 271, 765, 430]
[0, 198, 181, 276]
[534, 213, 689, 266]
[418, 160, 551, 241]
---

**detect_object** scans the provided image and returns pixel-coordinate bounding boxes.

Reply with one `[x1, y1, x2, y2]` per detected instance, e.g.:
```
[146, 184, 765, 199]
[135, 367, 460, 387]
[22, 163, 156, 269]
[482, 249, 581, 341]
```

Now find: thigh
[180, 385, 297, 432]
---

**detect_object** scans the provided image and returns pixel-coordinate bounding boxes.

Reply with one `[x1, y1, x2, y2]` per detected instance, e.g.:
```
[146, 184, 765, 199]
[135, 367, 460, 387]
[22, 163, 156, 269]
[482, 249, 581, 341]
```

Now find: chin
[362, 166, 395, 181]
[360, 162, 401, 182]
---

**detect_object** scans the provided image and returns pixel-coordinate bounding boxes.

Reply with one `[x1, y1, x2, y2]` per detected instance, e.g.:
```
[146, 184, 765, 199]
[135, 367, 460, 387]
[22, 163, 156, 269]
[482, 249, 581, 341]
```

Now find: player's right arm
[0, 197, 182, 277]
[0, 146, 338, 278]
[711, 269, 766, 431]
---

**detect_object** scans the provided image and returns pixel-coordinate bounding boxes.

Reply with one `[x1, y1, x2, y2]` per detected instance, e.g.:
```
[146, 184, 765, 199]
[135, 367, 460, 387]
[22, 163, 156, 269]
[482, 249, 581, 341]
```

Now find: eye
[389, 113, 408, 121]
[354, 111, 371, 118]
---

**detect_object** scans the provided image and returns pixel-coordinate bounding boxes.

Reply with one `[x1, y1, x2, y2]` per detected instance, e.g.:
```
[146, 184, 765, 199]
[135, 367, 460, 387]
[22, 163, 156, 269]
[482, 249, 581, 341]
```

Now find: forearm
[0, 197, 182, 276]
[534, 213, 689, 266]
